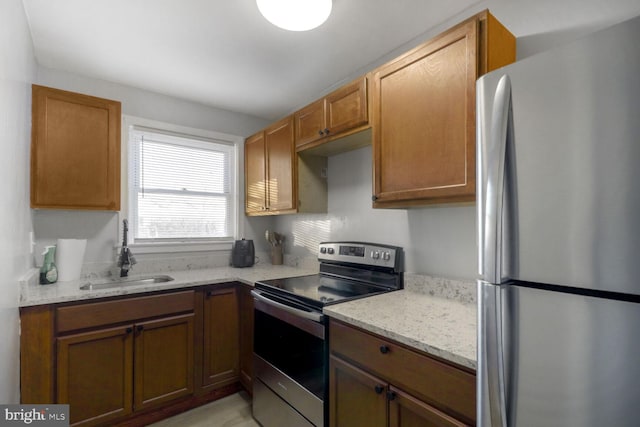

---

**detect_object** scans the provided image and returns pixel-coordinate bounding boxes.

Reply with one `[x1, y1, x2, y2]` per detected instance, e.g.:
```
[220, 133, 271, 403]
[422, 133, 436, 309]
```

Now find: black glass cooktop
[255, 274, 390, 309]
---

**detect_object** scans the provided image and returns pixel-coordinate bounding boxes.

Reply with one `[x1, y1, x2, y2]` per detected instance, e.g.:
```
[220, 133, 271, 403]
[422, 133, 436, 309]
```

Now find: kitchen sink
[79, 275, 174, 290]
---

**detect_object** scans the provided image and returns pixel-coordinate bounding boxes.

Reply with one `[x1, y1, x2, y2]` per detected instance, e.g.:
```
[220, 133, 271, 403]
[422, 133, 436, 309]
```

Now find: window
[127, 123, 237, 247]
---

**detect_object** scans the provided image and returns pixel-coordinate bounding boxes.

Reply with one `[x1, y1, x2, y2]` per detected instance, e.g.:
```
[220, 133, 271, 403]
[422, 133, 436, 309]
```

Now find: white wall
[0, 0, 36, 404]
[33, 68, 272, 267]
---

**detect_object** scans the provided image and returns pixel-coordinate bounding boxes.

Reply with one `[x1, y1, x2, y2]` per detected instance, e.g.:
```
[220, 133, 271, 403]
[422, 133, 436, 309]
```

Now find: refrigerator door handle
[481, 74, 512, 284]
[479, 281, 508, 427]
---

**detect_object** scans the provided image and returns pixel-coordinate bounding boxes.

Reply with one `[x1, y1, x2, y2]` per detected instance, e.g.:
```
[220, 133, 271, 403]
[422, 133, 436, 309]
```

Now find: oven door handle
[251, 289, 324, 323]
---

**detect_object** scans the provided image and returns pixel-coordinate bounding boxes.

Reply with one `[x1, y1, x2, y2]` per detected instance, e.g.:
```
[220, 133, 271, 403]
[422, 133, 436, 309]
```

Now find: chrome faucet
[117, 219, 137, 277]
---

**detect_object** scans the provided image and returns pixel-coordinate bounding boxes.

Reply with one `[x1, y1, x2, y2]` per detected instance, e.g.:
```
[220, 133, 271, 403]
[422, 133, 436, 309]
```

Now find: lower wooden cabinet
[21, 283, 252, 427]
[201, 285, 239, 390]
[57, 325, 134, 426]
[329, 319, 475, 427]
[133, 314, 195, 410]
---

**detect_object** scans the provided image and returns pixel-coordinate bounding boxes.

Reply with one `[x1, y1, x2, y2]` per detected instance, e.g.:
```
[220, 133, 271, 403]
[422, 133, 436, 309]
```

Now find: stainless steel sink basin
[80, 275, 174, 290]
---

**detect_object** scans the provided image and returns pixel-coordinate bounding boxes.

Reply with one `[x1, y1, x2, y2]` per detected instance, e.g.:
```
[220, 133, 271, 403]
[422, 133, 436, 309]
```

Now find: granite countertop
[20, 264, 476, 370]
[19, 264, 317, 307]
[323, 282, 477, 370]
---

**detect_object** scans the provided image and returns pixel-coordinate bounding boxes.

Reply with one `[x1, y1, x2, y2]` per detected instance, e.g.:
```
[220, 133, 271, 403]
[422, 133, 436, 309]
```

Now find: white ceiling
[21, 0, 640, 121]
[21, 0, 482, 120]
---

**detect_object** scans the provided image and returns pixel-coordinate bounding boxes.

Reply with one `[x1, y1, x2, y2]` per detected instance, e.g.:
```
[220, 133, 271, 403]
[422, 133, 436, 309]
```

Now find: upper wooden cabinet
[371, 11, 515, 207]
[295, 77, 368, 151]
[245, 116, 297, 215]
[31, 85, 121, 210]
[245, 116, 328, 216]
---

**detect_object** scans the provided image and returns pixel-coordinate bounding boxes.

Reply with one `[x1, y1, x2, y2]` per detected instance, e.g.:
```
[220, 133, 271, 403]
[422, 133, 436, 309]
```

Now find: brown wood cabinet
[371, 11, 515, 207]
[295, 77, 368, 151]
[21, 284, 252, 426]
[245, 116, 297, 215]
[57, 325, 134, 426]
[201, 285, 239, 391]
[133, 314, 195, 411]
[238, 283, 255, 393]
[31, 85, 121, 210]
[329, 319, 475, 426]
[245, 116, 327, 216]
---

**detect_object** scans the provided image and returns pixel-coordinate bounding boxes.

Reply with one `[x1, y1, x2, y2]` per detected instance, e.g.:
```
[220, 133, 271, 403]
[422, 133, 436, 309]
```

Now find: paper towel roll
[56, 239, 87, 281]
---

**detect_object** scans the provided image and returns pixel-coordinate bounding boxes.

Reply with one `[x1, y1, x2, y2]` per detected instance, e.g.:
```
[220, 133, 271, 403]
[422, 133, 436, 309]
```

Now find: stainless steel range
[251, 241, 404, 427]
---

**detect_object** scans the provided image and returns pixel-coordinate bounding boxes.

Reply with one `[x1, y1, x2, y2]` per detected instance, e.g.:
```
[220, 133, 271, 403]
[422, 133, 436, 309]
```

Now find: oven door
[252, 289, 326, 427]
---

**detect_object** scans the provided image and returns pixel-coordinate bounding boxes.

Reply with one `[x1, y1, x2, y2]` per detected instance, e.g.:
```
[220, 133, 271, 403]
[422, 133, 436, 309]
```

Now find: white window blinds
[129, 126, 235, 242]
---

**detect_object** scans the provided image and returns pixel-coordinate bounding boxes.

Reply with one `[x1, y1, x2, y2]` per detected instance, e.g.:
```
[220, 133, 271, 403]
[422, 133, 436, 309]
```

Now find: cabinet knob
[125, 327, 133, 334]
[372, 195, 378, 202]
[374, 385, 385, 394]
[318, 130, 325, 136]
[387, 390, 397, 401]
[324, 128, 330, 135]
[379, 345, 390, 354]
[136, 325, 144, 333]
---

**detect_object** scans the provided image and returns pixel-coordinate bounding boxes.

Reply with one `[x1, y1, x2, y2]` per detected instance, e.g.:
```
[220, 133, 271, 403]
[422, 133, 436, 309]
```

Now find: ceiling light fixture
[256, 0, 332, 32]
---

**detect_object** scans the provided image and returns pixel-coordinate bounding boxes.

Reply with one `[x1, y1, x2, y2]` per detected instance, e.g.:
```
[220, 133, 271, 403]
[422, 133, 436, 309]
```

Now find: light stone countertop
[19, 264, 317, 307]
[323, 280, 477, 370]
[20, 265, 477, 370]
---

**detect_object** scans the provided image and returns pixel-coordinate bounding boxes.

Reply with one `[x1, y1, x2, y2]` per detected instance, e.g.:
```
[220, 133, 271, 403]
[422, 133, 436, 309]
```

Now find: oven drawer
[329, 319, 475, 423]
[254, 355, 323, 427]
[253, 379, 315, 427]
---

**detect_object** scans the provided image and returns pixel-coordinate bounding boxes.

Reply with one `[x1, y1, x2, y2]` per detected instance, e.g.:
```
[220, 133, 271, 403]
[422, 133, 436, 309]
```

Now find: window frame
[121, 115, 243, 254]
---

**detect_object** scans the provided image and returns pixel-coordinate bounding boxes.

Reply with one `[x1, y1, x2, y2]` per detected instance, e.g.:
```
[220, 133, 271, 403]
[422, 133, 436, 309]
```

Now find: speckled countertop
[20, 265, 476, 370]
[19, 264, 317, 307]
[324, 275, 477, 370]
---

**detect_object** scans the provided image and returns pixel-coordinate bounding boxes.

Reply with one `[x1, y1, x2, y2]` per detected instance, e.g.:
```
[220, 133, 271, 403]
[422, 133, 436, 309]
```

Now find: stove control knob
[372, 250, 380, 259]
[320, 247, 327, 254]
[328, 247, 335, 255]
[382, 251, 391, 261]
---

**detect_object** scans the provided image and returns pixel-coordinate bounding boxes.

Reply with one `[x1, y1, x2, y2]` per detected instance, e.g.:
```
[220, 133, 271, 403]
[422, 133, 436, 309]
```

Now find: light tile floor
[149, 392, 259, 427]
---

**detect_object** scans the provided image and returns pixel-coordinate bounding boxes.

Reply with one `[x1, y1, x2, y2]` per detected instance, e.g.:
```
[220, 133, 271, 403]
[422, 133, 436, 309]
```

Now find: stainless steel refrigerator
[476, 14, 640, 427]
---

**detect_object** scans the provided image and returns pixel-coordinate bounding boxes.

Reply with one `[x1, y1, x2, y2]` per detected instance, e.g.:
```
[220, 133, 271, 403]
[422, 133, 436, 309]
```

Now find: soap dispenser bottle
[39, 245, 58, 285]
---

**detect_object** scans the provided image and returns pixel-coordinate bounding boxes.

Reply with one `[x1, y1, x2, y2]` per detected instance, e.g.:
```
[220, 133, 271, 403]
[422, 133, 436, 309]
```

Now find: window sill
[127, 241, 234, 255]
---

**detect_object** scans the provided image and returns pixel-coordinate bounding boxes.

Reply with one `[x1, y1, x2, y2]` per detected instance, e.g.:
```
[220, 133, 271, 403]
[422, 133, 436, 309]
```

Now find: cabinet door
[202, 286, 239, 389]
[329, 355, 387, 427]
[295, 99, 325, 148]
[31, 85, 121, 210]
[133, 313, 195, 411]
[238, 284, 254, 393]
[389, 386, 469, 427]
[57, 325, 133, 426]
[265, 116, 296, 212]
[325, 77, 368, 137]
[245, 132, 267, 214]
[372, 20, 477, 206]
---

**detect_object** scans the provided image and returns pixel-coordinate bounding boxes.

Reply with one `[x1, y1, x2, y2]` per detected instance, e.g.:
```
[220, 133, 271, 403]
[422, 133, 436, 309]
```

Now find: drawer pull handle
[374, 385, 384, 394]
[379, 345, 390, 354]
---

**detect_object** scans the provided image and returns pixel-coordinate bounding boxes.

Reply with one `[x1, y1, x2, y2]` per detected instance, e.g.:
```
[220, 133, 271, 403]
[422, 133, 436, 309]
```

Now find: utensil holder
[270, 245, 283, 265]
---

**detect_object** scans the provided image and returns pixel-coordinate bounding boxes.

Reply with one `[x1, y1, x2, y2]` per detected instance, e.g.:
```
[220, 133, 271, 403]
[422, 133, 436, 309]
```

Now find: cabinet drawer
[330, 319, 475, 424]
[56, 290, 195, 333]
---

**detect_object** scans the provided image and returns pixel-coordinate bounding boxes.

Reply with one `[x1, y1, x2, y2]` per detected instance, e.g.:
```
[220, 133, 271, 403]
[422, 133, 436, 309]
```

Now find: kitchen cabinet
[238, 283, 254, 393]
[329, 319, 475, 426]
[245, 116, 296, 215]
[21, 290, 196, 427]
[201, 285, 239, 391]
[31, 85, 121, 210]
[371, 11, 515, 207]
[245, 116, 327, 215]
[295, 77, 368, 151]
